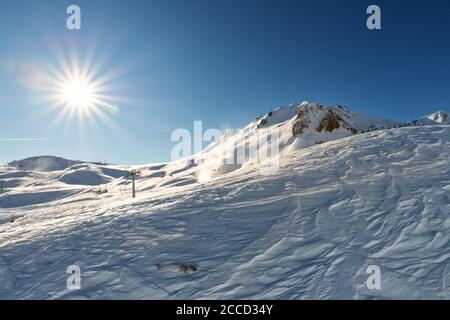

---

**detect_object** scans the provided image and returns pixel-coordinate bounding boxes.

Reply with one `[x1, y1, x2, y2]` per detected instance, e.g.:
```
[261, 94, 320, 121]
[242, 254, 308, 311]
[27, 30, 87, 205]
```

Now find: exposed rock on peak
[427, 111, 448, 123]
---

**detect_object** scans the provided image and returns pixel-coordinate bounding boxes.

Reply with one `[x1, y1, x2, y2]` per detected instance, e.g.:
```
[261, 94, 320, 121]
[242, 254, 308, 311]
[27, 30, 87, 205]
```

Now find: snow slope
[0, 103, 449, 299]
[0, 161, 130, 208]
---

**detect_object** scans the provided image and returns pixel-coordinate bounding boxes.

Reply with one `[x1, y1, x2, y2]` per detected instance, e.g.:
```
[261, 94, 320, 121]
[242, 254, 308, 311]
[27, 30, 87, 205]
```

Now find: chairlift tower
[127, 170, 141, 198]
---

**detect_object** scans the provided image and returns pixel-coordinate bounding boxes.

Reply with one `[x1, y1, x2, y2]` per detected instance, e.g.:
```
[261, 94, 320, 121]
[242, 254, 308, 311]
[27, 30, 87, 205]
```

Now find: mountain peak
[412, 110, 449, 125]
[255, 101, 398, 133]
[426, 111, 448, 123]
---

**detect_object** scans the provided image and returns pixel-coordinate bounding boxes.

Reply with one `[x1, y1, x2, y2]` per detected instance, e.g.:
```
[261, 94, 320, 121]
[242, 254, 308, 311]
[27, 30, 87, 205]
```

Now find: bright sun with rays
[61, 79, 95, 108]
[39, 52, 127, 131]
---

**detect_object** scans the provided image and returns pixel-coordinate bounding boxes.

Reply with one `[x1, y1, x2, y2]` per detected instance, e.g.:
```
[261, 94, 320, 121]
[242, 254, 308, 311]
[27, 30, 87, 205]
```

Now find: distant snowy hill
[0, 102, 449, 299]
[427, 111, 449, 124]
[8, 156, 84, 172]
[411, 111, 449, 126]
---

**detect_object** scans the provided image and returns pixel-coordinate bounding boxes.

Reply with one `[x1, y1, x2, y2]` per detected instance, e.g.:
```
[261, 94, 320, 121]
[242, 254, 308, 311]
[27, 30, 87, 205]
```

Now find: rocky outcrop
[316, 110, 358, 134]
[292, 110, 311, 137]
[428, 111, 448, 123]
[316, 110, 342, 133]
[292, 108, 359, 138]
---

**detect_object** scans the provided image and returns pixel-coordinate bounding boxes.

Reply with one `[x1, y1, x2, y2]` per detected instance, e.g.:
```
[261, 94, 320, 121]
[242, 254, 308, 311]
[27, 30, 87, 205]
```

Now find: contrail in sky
[0, 138, 53, 141]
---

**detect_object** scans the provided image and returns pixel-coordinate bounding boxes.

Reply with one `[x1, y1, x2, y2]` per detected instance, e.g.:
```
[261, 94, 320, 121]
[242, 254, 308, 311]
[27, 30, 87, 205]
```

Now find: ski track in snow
[0, 126, 449, 299]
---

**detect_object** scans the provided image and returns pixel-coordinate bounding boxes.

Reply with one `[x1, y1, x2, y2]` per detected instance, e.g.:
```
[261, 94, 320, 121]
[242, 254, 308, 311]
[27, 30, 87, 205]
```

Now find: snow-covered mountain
[427, 111, 449, 124]
[411, 111, 449, 126]
[194, 102, 401, 180]
[0, 101, 449, 299]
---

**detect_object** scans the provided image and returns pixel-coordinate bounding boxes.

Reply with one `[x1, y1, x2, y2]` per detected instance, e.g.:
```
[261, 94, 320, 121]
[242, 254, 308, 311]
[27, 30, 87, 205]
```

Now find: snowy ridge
[209, 101, 400, 154]
[0, 102, 449, 299]
[8, 156, 84, 172]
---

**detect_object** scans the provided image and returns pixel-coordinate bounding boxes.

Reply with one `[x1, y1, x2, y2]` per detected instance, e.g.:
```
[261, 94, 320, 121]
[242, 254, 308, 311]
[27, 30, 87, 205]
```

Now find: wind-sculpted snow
[59, 169, 112, 186]
[0, 189, 81, 209]
[0, 126, 449, 299]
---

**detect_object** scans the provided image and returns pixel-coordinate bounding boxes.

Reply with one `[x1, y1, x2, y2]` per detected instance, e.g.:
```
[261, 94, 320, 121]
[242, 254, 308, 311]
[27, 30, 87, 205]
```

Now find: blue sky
[1, 0, 449, 164]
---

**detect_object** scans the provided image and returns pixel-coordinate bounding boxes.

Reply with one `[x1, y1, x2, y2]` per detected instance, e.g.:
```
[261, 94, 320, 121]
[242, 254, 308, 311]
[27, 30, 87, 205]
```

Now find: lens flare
[26, 43, 136, 143]
[37, 52, 127, 134]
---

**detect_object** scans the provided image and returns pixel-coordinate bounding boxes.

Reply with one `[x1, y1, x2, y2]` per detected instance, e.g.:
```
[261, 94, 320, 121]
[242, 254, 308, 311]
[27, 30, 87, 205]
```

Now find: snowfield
[0, 103, 449, 299]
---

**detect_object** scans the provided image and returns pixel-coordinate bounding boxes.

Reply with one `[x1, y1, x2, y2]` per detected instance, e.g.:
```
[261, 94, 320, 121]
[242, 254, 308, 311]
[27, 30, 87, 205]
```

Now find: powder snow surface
[0, 104, 449, 299]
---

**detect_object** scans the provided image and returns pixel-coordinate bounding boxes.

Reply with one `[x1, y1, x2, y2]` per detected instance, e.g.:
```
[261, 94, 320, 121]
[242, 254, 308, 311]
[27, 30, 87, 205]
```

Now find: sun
[43, 57, 121, 125]
[62, 79, 95, 108]
[33, 49, 131, 135]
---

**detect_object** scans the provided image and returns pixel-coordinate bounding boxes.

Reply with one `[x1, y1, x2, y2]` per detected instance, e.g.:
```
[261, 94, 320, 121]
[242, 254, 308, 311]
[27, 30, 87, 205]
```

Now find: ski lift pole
[132, 175, 136, 198]
[127, 170, 141, 198]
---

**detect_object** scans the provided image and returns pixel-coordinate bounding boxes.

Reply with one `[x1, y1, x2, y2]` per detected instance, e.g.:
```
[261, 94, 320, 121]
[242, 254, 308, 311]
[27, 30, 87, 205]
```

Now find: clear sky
[1, 0, 449, 164]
